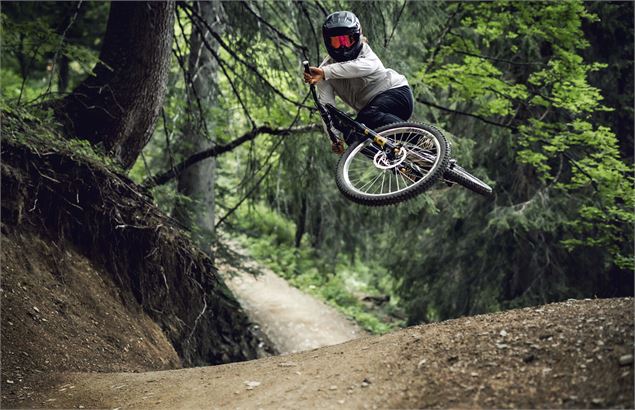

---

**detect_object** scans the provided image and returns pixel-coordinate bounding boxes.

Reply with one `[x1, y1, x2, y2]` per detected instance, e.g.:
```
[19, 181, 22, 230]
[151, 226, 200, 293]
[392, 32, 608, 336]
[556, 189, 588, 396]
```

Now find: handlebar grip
[302, 60, 310, 74]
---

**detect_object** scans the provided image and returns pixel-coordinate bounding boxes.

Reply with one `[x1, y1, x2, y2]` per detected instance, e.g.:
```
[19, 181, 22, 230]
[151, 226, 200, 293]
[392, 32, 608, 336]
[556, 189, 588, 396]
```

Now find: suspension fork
[303, 61, 339, 145]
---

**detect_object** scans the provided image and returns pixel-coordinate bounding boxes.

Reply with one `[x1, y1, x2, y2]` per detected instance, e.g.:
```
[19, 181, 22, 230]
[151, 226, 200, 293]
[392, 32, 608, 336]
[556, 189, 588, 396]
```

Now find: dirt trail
[216, 237, 366, 354]
[16, 298, 634, 409]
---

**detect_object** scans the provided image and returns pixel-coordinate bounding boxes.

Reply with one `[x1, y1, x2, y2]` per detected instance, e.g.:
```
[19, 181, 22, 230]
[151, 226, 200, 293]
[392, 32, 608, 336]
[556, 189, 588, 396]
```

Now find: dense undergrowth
[227, 203, 406, 335]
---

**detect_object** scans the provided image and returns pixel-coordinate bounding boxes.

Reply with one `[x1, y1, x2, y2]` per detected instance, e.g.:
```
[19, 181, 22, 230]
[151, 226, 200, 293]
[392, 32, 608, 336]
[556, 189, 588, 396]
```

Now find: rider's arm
[321, 48, 381, 80]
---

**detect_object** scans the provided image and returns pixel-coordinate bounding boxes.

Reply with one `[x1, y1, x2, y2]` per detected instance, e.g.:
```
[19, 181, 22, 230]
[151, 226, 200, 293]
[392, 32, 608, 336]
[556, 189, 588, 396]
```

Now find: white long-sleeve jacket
[317, 42, 408, 112]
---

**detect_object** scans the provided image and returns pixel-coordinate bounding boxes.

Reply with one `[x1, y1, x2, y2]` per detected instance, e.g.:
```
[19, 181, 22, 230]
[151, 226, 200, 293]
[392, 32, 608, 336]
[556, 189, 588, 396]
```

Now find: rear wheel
[335, 122, 450, 206]
[443, 164, 493, 196]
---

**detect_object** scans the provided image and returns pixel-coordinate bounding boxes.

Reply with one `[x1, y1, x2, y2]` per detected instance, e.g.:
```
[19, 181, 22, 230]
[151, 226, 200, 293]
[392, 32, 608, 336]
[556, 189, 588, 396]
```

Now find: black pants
[345, 85, 414, 145]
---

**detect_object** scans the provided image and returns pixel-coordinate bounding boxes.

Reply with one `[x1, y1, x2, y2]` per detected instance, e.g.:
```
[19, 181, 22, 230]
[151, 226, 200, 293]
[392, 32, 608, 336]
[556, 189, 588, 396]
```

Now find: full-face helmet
[322, 11, 362, 62]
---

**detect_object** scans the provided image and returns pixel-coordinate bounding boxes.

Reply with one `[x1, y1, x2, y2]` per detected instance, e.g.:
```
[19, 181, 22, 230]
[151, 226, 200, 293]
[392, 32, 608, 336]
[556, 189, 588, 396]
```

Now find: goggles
[329, 34, 356, 49]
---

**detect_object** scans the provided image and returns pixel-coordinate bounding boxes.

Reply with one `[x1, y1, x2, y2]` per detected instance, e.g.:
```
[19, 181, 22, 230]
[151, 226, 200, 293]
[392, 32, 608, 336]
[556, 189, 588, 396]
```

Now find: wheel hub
[373, 146, 407, 170]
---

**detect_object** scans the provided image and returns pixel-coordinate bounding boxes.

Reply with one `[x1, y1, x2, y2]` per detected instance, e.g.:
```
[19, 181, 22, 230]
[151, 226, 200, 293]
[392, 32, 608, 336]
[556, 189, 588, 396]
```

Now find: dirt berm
[7, 298, 634, 409]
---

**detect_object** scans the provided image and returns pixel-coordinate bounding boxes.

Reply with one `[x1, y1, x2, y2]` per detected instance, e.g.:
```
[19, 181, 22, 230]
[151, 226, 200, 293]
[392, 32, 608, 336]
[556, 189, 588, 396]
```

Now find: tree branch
[174, 10, 209, 135]
[161, 108, 176, 171]
[186, 13, 256, 127]
[180, 2, 311, 109]
[451, 49, 547, 66]
[416, 96, 516, 130]
[142, 124, 320, 188]
[296, 0, 321, 62]
[424, 4, 463, 74]
[215, 162, 273, 230]
[240, 1, 307, 52]
[385, 0, 408, 48]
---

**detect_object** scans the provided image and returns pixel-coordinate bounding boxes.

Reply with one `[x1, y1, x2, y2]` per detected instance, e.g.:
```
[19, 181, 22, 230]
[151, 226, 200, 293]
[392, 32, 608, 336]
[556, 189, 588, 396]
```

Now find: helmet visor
[329, 34, 356, 49]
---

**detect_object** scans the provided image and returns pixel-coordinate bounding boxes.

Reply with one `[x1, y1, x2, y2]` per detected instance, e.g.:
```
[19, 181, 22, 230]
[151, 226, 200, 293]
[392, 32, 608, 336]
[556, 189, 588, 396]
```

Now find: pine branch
[415, 96, 516, 130]
[186, 14, 256, 127]
[160, 108, 176, 172]
[180, 2, 311, 109]
[171, 37, 195, 122]
[385, 0, 408, 48]
[174, 10, 209, 135]
[215, 162, 274, 230]
[45, 0, 84, 96]
[214, 98, 309, 229]
[296, 0, 320, 61]
[240, 1, 307, 52]
[142, 124, 320, 188]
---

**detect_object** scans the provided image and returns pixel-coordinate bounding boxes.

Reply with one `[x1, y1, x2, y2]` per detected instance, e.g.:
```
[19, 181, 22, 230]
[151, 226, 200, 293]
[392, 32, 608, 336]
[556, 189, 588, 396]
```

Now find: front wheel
[336, 122, 450, 206]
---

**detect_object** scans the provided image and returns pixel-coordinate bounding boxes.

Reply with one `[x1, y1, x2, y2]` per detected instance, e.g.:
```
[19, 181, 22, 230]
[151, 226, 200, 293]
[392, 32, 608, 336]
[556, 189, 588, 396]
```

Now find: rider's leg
[355, 86, 414, 133]
[343, 86, 414, 145]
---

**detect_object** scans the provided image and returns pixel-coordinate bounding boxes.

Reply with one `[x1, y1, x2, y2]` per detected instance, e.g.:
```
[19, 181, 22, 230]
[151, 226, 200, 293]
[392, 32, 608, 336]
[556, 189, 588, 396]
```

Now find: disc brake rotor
[372, 147, 407, 170]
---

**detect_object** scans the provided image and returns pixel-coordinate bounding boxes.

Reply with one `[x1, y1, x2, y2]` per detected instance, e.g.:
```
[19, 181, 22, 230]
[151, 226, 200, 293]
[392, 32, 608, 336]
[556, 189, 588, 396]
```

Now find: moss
[1, 105, 124, 173]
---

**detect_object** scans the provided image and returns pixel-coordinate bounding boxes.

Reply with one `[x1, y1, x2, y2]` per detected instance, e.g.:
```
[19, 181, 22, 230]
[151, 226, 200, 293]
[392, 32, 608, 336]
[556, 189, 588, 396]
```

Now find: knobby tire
[444, 165, 493, 196]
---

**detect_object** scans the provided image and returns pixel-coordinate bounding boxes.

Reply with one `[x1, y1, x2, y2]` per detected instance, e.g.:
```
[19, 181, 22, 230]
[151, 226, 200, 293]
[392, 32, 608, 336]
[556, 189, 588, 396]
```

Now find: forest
[1, 1, 633, 332]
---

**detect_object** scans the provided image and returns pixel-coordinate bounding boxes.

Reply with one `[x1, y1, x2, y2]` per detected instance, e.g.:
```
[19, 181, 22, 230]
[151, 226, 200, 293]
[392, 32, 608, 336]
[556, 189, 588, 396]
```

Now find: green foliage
[418, 1, 633, 273]
[0, 3, 106, 102]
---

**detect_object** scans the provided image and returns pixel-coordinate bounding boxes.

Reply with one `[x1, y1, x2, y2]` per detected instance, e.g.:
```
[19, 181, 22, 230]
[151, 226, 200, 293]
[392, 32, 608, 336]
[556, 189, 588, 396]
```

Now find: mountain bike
[303, 61, 492, 206]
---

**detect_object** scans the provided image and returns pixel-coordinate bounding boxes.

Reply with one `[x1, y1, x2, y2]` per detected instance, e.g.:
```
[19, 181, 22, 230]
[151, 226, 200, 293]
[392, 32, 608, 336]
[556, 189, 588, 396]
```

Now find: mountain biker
[303, 11, 414, 154]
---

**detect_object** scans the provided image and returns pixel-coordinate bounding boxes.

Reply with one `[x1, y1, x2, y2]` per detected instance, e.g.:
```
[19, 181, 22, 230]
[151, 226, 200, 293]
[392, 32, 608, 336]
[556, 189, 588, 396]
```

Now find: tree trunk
[294, 196, 308, 248]
[59, 1, 174, 169]
[58, 55, 69, 93]
[173, 1, 223, 254]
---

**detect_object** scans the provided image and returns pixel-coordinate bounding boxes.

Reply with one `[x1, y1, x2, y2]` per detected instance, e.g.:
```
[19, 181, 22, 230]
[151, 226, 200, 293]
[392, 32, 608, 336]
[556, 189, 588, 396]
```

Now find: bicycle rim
[336, 123, 449, 206]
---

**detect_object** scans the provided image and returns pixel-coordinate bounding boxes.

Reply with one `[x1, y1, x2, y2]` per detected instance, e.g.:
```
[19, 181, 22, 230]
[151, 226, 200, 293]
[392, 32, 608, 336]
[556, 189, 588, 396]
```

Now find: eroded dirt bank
[17, 298, 634, 409]
[1, 112, 271, 405]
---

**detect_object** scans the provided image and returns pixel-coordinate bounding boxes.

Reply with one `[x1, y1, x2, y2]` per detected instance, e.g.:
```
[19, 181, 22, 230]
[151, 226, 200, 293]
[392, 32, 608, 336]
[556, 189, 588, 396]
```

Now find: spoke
[405, 130, 417, 145]
[359, 171, 384, 193]
[408, 149, 435, 168]
[368, 171, 385, 193]
[400, 170, 412, 186]
[380, 171, 386, 194]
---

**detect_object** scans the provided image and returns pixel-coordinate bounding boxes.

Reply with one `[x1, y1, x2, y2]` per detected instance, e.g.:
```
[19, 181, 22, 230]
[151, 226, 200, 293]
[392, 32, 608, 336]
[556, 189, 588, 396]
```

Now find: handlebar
[303, 60, 339, 144]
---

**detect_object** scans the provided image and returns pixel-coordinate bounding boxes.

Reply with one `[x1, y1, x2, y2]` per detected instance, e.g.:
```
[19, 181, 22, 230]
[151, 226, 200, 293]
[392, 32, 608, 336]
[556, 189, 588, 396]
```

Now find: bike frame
[303, 61, 400, 155]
